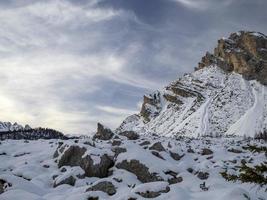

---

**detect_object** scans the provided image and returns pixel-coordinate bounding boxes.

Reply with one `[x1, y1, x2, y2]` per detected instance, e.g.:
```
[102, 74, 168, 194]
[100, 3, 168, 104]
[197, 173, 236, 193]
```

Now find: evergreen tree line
[0, 128, 67, 140]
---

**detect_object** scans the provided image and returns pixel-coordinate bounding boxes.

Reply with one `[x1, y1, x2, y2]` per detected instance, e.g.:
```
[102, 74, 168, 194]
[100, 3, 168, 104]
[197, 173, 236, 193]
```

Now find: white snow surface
[117, 66, 267, 137]
[0, 137, 266, 200]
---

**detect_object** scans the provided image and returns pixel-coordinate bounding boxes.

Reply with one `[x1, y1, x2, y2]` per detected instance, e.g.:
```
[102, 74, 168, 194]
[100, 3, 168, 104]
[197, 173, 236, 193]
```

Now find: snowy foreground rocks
[0, 134, 266, 200]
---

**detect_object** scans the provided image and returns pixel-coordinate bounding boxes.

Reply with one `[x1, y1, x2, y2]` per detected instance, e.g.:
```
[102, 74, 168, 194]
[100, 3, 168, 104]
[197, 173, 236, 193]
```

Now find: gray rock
[88, 197, 99, 200]
[112, 147, 127, 157]
[119, 131, 139, 140]
[197, 172, 209, 180]
[136, 185, 170, 198]
[54, 176, 76, 187]
[201, 148, 213, 155]
[169, 151, 184, 161]
[116, 159, 162, 183]
[111, 140, 122, 146]
[187, 168, 194, 173]
[151, 151, 165, 160]
[139, 141, 151, 146]
[228, 148, 243, 153]
[58, 145, 86, 167]
[168, 176, 183, 185]
[53, 144, 67, 159]
[81, 154, 114, 178]
[149, 142, 165, 152]
[187, 147, 195, 153]
[93, 123, 114, 140]
[57, 145, 114, 178]
[87, 181, 116, 196]
[0, 179, 12, 194]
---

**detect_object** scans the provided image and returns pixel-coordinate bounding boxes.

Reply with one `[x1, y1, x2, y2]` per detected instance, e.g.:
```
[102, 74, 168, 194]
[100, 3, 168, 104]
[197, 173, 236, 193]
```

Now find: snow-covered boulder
[57, 145, 114, 178]
[86, 181, 116, 196]
[116, 159, 163, 183]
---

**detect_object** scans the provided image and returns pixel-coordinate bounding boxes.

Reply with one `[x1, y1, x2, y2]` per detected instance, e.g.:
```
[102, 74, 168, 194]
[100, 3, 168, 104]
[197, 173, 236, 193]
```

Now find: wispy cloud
[96, 105, 137, 116]
[171, 0, 233, 10]
[0, 0, 266, 134]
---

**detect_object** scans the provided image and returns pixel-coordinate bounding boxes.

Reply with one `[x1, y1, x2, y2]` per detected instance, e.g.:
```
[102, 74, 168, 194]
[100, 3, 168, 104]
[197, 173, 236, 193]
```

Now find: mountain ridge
[116, 31, 267, 138]
[0, 121, 67, 140]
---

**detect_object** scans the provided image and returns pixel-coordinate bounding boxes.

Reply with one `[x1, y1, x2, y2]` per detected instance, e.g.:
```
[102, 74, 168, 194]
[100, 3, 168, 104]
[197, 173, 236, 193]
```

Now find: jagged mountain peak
[117, 31, 267, 138]
[197, 31, 267, 84]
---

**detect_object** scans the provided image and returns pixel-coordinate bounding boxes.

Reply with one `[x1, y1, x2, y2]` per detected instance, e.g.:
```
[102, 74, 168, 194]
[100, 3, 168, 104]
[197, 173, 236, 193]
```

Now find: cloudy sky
[1, 0, 267, 134]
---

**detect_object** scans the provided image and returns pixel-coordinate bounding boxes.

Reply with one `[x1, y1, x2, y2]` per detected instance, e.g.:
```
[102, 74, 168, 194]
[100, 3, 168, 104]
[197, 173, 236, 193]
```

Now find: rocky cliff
[117, 31, 267, 138]
[197, 31, 267, 84]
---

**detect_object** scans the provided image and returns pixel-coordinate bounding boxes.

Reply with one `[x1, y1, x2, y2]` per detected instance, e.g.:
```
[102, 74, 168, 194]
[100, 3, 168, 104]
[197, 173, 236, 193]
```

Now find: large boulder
[57, 145, 114, 178]
[116, 159, 162, 183]
[93, 123, 114, 140]
[81, 154, 114, 178]
[58, 145, 86, 167]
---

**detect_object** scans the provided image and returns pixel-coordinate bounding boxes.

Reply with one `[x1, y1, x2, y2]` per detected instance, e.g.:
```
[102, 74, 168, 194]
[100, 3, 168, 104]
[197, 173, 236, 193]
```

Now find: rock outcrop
[93, 123, 114, 140]
[197, 31, 267, 85]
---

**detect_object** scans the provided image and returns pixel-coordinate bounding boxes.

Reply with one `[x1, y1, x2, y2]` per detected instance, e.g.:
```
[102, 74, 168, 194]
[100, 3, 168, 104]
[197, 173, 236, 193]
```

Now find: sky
[0, 0, 267, 135]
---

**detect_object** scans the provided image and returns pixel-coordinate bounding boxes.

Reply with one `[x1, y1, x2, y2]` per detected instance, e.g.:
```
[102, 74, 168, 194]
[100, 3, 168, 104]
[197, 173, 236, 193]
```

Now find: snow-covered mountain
[0, 121, 67, 140]
[117, 31, 267, 138]
[0, 121, 31, 132]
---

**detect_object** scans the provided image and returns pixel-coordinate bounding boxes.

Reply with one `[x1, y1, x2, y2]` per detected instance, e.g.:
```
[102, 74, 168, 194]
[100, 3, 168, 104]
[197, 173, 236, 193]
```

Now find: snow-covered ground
[0, 136, 266, 200]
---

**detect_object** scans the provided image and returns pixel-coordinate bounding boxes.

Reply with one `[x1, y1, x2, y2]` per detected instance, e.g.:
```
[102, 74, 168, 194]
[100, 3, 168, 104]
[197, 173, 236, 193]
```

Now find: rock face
[197, 31, 267, 85]
[57, 145, 114, 178]
[117, 31, 267, 138]
[93, 123, 114, 140]
[140, 91, 162, 122]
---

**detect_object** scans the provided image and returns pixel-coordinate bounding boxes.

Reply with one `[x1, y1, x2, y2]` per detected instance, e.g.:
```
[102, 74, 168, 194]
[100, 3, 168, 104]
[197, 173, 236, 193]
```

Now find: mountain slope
[117, 31, 267, 137]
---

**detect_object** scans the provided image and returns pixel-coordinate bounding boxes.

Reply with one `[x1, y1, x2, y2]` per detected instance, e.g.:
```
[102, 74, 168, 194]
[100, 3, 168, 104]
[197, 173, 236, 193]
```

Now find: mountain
[0, 121, 67, 140]
[117, 31, 267, 138]
[0, 121, 31, 132]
